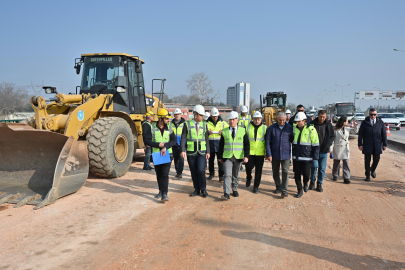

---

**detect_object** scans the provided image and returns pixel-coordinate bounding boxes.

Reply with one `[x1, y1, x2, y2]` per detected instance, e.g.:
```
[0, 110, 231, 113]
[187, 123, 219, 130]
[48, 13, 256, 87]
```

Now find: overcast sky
[0, 0, 404, 111]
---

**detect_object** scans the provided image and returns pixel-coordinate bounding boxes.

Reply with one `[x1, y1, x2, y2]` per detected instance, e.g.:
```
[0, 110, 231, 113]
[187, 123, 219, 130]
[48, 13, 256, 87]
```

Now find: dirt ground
[1, 138, 405, 270]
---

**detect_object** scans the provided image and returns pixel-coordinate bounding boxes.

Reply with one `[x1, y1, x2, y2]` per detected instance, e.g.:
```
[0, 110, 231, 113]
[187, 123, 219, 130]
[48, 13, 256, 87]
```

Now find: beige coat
[330, 128, 350, 160]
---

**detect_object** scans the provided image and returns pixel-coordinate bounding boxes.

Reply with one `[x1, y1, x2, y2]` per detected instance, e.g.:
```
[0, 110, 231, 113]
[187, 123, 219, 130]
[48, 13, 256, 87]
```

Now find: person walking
[292, 112, 319, 198]
[238, 106, 251, 128]
[285, 109, 292, 122]
[142, 111, 155, 171]
[265, 112, 293, 197]
[288, 105, 312, 127]
[309, 110, 335, 192]
[218, 111, 249, 200]
[169, 108, 186, 179]
[207, 107, 228, 181]
[245, 111, 266, 193]
[181, 105, 211, 197]
[330, 116, 351, 184]
[143, 109, 176, 201]
[358, 108, 387, 181]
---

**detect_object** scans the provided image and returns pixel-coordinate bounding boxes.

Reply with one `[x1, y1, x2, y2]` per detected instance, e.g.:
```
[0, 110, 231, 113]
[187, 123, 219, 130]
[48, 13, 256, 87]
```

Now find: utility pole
[335, 84, 350, 101]
[374, 87, 380, 109]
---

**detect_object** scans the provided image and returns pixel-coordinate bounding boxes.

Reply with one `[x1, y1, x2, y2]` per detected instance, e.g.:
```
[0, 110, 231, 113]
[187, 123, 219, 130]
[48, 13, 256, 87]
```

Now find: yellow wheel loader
[260, 92, 287, 127]
[0, 53, 165, 209]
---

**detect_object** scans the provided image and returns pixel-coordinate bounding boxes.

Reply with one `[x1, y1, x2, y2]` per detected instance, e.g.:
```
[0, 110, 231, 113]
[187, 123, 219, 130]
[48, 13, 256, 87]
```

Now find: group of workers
[141, 103, 379, 202]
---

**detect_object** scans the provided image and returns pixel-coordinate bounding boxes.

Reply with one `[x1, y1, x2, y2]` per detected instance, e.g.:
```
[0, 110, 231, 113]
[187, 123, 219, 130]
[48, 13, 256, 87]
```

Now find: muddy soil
[1, 140, 405, 270]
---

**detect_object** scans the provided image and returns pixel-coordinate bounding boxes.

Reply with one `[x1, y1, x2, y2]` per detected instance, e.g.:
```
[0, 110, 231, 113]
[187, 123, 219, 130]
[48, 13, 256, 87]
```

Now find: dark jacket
[310, 117, 335, 153]
[207, 116, 225, 152]
[265, 123, 293, 160]
[143, 122, 177, 153]
[180, 120, 211, 154]
[288, 113, 312, 127]
[218, 126, 250, 161]
[358, 116, 387, 155]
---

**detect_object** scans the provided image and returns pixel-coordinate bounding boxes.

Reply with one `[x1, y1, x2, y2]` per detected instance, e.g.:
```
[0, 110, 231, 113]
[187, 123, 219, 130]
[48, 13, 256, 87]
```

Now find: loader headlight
[43, 86, 58, 94]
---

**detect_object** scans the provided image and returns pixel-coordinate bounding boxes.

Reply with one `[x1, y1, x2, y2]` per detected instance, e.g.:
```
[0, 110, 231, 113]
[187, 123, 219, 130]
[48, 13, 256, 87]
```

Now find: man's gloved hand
[312, 160, 318, 168]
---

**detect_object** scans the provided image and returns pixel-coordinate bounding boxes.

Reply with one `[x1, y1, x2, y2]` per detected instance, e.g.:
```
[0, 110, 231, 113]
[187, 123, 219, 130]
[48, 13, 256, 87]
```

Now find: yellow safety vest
[186, 120, 207, 155]
[247, 123, 266, 156]
[207, 120, 228, 141]
[151, 123, 173, 155]
[169, 121, 184, 145]
[238, 114, 251, 128]
[292, 124, 319, 161]
[223, 127, 246, 159]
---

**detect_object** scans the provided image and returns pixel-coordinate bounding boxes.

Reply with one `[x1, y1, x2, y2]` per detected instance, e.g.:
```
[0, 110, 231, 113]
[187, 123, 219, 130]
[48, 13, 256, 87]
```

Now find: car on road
[354, 112, 365, 121]
[378, 113, 401, 130]
[392, 112, 405, 127]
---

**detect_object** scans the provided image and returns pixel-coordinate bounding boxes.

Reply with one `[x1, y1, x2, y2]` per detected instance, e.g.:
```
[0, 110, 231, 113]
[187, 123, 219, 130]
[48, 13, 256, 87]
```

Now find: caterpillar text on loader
[0, 53, 165, 209]
[260, 92, 287, 127]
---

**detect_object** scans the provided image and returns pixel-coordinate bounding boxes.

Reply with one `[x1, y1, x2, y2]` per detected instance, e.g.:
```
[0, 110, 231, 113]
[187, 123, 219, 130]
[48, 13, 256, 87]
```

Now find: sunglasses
[298, 110, 304, 112]
[369, 114, 377, 116]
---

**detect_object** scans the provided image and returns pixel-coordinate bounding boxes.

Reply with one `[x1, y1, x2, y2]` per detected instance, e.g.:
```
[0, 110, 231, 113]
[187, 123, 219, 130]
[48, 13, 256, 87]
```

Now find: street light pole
[374, 87, 381, 109]
[335, 84, 350, 101]
[324, 89, 336, 104]
[394, 49, 405, 52]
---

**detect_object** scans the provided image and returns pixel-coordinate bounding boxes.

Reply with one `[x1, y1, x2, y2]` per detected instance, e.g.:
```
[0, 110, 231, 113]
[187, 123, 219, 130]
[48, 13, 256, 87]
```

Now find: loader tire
[87, 117, 134, 178]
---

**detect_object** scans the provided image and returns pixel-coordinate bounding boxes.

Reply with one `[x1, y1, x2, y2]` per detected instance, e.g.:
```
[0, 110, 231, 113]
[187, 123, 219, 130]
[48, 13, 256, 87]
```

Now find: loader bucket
[0, 123, 89, 209]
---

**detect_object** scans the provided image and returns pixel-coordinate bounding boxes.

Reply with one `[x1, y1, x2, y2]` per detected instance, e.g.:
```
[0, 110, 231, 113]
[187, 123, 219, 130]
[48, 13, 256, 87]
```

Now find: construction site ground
[1, 138, 405, 270]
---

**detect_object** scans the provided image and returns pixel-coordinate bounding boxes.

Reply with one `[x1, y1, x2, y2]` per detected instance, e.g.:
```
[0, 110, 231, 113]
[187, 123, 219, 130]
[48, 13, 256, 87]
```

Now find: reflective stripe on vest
[292, 124, 319, 161]
[186, 120, 207, 155]
[208, 121, 226, 141]
[151, 123, 172, 155]
[247, 123, 266, 156]
[239, 114, 251, 128]
[223, 127, 246, 159]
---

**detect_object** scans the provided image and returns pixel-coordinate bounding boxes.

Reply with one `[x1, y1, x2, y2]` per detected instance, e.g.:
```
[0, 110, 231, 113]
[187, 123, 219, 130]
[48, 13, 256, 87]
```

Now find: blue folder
[152, 150, 171, 165]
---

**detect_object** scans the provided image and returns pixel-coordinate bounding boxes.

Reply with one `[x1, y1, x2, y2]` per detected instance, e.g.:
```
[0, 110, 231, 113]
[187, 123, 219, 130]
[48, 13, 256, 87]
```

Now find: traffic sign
[381, 91, 392, 100]
[395, 91, 405, 100]
[359, 90, 379, 99]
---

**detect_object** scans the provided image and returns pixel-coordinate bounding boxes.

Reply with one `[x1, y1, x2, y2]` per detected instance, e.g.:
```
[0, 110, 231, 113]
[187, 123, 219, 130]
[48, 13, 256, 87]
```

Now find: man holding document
[143, 108, 176, 202]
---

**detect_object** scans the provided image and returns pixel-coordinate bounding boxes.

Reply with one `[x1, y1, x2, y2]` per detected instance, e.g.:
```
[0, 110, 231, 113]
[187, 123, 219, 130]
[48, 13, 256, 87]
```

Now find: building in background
[226, 82, 250, 111]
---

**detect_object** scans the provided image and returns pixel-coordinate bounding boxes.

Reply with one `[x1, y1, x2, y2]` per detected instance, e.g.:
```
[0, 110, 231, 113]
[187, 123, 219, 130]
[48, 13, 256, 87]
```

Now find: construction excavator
[260, 92, 287, 127]
[0, 53, 166, 209]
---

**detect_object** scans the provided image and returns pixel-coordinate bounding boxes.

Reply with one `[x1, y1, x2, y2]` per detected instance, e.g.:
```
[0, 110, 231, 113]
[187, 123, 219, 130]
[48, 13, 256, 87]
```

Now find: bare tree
[186, 72, 219, 105]
[287, 103, 296, 112]
[0, 82, 32, 115]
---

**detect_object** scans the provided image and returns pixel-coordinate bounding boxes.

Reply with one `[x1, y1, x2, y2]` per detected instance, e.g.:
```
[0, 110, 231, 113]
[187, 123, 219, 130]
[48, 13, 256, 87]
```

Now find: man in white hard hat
[245, 111, 266, 193]
[289, 104, 312, 127]
[218, 111, 250, 200]
[292, 112, 319, 198]
[285, 109, 292, 122]
[204, 112, 210, 121]
[169, 108, 186, 179]
[181, 105, 210, 198]
[238, 106, 251, 128]
[207, 107, 228, 181]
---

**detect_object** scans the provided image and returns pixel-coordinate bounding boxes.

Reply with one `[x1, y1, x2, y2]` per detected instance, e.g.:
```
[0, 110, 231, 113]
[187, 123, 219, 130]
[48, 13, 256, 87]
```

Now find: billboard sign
[381, 91, 392, 100]
[396, 91, 405, 101]
[359, 90, 379, 100]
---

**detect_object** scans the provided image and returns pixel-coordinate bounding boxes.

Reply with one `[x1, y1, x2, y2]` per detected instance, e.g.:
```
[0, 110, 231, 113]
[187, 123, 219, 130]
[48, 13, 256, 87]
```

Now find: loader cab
[78, 53, 147, 115]
[263, 92, 287, 108]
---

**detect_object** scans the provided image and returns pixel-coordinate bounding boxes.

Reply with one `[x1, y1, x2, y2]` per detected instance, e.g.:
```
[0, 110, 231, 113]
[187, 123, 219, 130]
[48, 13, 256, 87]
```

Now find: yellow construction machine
[260, 92, 287, 127]
[0, 53, 165, 209]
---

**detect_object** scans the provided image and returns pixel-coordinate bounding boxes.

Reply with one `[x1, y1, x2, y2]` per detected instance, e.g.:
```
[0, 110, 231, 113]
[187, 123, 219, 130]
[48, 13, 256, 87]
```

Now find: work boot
[344, 179, 351, 184]
[219, 176, 224, 182]
[207, 175, 214, 180]
[281, 192, 288, 198]
[161, 193, 169, 201]
[332, 177, 337, 181]
[371, 171, 376, 178]
[175, 174, 182, 179]
[274, 189, 281, 194]
[304, 184, 309, 193]
[154, 191, 162, 199]
[190, 190, 200, 197]
[221, 193, 230, 200]
[201, 190, 208, 198]
[253, 187, 259, 194]
[309, 182, 315, 190]
[316, 184, 323, 192]
[295, 190, 303, 198]
[246, 178, 252, 187]
[364, 177, 371, 182]
[232, 190, 239, 197]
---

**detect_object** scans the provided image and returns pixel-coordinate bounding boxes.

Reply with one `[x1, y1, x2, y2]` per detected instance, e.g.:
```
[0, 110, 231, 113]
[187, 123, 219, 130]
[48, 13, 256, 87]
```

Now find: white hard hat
[228, 111, 239, 120]
[294, 112, 307, 121]
[211, 107, 219, 117]
[253, 111, 262, 118]
[285, 109, 291, 114]
[193, 105, 205, 115]
[174, 108, 182, 115]
[204, 112, 210, 121]
[241, 106, 248, 113]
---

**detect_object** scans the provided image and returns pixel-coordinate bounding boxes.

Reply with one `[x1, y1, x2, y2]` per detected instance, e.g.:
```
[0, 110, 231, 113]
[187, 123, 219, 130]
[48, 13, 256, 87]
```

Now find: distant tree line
[0, 82, 32, 115]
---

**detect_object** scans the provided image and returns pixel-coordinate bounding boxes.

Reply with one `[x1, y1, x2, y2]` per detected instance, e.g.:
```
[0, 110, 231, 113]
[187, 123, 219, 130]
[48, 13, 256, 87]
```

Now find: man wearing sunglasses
[358, 108, 387, 181]
[288, 104, 312, 127]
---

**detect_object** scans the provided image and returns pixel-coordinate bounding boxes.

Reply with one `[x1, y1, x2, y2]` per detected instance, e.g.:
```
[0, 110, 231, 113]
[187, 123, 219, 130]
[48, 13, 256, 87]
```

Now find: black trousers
[209, 152, 224, 177]
[172, 146, 184, 175]
[246, 155, 265, 188]
[154, 162, 171, 194]
[293, 160, 311, 191]
[364, 154, 380, 177]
